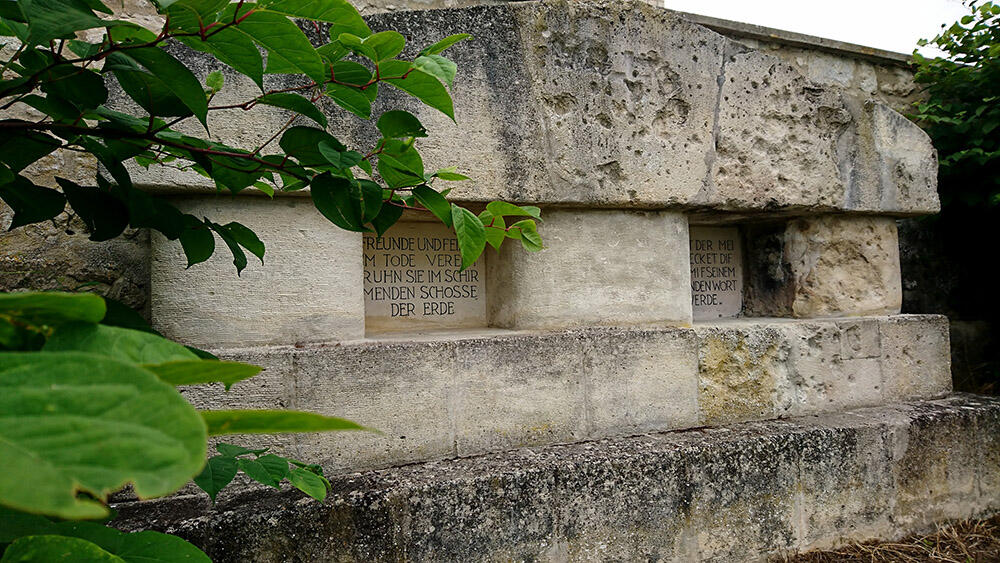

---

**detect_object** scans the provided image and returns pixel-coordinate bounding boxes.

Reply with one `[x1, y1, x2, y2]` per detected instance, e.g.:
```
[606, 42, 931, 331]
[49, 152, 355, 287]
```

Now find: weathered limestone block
[150, 197, 363, 348]
[694, 315, 951, 427]
[110, 395, 1000, 562]
[487, 209, 692, 329]
[744, 215, 902, 318]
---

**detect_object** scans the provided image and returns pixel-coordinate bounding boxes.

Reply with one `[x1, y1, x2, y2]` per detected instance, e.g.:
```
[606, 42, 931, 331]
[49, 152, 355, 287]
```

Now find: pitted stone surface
[110, 395, 1000, 562]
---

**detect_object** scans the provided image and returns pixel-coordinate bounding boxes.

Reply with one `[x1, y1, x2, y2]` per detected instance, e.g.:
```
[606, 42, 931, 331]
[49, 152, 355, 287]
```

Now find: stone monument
[20, 0, 990, 560]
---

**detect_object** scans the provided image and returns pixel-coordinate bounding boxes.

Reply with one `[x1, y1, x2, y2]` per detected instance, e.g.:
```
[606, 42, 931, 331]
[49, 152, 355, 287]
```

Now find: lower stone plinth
[111, 394, 1000, 562]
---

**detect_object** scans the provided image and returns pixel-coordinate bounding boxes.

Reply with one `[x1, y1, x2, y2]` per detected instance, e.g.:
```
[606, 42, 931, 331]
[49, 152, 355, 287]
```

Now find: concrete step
[113, 394, 1000, 562]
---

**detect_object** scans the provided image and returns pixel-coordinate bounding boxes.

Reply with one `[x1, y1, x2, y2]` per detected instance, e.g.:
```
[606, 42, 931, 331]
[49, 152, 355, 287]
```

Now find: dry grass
[778, 514, 1000, 562]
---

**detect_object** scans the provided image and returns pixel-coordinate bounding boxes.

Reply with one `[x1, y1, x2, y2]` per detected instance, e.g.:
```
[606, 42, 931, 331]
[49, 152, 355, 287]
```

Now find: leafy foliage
[0, 0, 543, 275]
[193, 443, 332, 501]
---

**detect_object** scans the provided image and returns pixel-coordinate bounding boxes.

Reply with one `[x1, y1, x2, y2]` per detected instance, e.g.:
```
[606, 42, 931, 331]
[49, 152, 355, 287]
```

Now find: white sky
[661, 0, 970, 55]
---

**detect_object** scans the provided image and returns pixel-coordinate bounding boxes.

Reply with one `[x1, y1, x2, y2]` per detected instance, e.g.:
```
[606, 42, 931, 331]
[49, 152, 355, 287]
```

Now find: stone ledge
[111, 394, 1000, 562]
[179, 315, 951, 472]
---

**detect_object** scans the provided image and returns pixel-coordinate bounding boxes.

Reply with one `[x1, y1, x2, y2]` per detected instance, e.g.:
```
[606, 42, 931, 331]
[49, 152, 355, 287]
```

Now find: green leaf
[412, 185, 452, 227]
[310, 173, 364, 231]
[418, 33, 472, 56]
[265, 0, 370, 37]
[205, 70, 225, 92]
[177, 29, 265, 90]
[364, 30, 405, 61]
[0, 292, 106, 326]
[55, 177, 128, 242]
[193, 455, 237, 501]
[509, 219, 543, 251]
[325, 83, 372, 119]
[1, 535, 123, 562]
[106, 53, 196, 119]
[377, 110, 427, 138]
[200, 409, 365, 435]
[318, 142, 363, 169]
[39, 64, 108, 110]
[257, 92, 327, 127]
[336, 32, 377, 61]
[23, 0, 112, 46]
[279, 126, 344, 168]
[485, 201, 542, 220]
[479, 211, 506, 252]
[370, 202, 403, 237]
[100, 297, 155, 334]
[207, 221, 247, 274]
[45, 323, 198, 364]
[256, 453, 289, 480]
[451, 204, 486, 270]
[434, 168, 470, 181]
[288, 467, 327, 501]
[237, 458, 279, 488]
[0, 352, 207, 518]
[377, 139, 425, 188]
[144, 360, 262, 389]
[0, 130, 61, 172]
[179, 222, 216, 267]
[229, 7, 325, 83]
[0, 176, 66, 229]
[413, 54, 457, 87]
[380, 60, 455, 120]
[123, 47, 210, 129]
[222, 221, 265, 264]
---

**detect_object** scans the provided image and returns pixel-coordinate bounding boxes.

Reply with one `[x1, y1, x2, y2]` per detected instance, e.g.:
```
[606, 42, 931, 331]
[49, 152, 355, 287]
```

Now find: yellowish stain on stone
[698, 329, 787, 426]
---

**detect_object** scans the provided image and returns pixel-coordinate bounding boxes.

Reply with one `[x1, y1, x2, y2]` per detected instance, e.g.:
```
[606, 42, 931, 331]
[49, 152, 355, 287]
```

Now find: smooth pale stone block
[487, 210, 692, 329]
[690, 226, 743, 320]
[363, 222, 485, 334]
[151, 197, 363, 348]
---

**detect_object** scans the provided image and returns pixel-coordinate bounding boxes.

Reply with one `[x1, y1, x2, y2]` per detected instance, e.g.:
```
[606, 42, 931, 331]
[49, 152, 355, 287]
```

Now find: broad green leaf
[412, 185, 452, 227]
[200, 409, 365, 435]
[124, 47, 209, 129]
[509, 219, 543, 251]
[0, 506, 55, 543]
[100, 297, 155, 334]
[377, 110, 427, 138]
[23, 0, 112, 45]
[143, 360, 261, 389]
[0, 292, 105, 327]
[237, 458, 279, 488]
[39, 64, 107, 110]
[228, 7, 325, 83]
[256, 454, 290, 480]
[193, 455, 237, 501]
[451, 204, 486, 270]
[105, 21, 158, 43]
[44, 323, 199, 364]
[364, 30, 405, 61]
[55, 178, 128, 242]
[379, 60, 455, 120]
[105, 53, 195, 119]
[179, 222, 216, 267]
[1, 535, 123, 562]
[318, 142, 363, 169]
[163, 0, 228, 31]
[418, 33, 472, 56]
[222, 221, 265, 264]
[485, 201, 542, 220]
[479, 211, 506, 252]
[0, 176, 65, 229]
[336, 33, 377, 61]
[370, 202, 403, 237]
[279, 126, 345, 168]
[208, 221, 248, 274]
[266, 0, 370, 37]
[325, 83, 372, 118]
[257, 92, 327, 127]
[0, 130, 61, 172]
[310, 173, 364, 231]
[377, 139, 425, 188]
[288, 468, 327, 501]
[177, 28, 265, 90]
[0, 352, 207, 518]
[205, 70, 225, 92]
[413, 54, 457, 87]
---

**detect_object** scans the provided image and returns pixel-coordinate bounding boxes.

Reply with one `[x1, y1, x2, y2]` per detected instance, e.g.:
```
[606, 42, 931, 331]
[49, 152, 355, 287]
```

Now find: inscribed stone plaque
[690, 226, 743, 320]
[364, 222, 485, 333]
